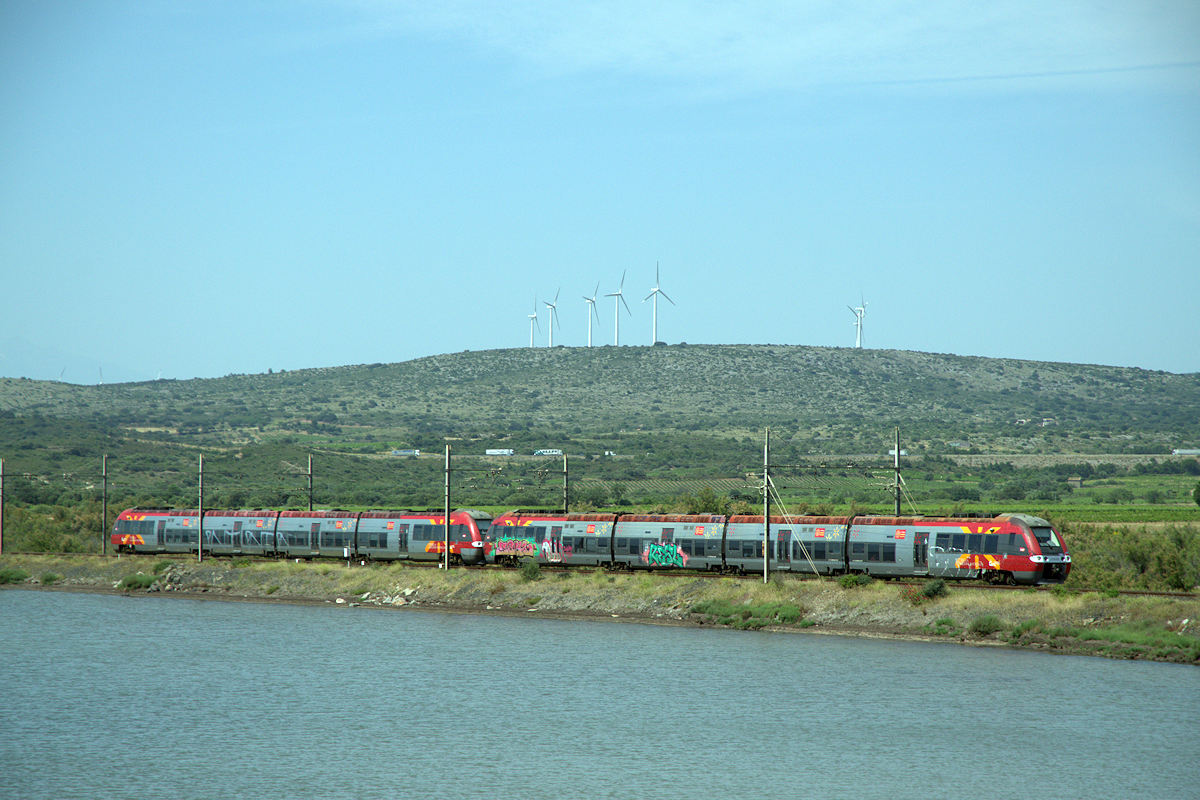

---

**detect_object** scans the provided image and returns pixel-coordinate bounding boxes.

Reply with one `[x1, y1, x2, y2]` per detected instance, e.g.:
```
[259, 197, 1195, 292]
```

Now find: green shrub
[152, 560, 173, 574]
[1010, 619, 1044, 640]
[839, 573, 873, 588]
[519, 559, 542, 582]
[691, 599, 806, 629]
[0, 568, 29, 584]
[40, 572, 62, 586]
[921, 578, 948, 599]
[927, 617, 960, 636]
[969, 615, 1004, 636]
[118, 573, 155, 591]
[265, 585, 280, 595]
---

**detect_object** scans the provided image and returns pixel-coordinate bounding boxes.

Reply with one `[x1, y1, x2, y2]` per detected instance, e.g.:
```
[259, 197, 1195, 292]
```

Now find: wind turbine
[583, 282, 601, 347]
[527, 297, 541, 348]
[848, 296, 867, 348]
[605, 271, 632, 345]
[643, 261, 675, 344]
[543, 289, 561, 347]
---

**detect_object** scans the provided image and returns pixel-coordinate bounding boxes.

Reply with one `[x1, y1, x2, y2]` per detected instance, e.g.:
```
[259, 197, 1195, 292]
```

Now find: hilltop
[2, 345, 1199, 513]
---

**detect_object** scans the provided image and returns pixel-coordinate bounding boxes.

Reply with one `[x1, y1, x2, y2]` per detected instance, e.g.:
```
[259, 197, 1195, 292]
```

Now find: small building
[1067, 476, 1084, 489]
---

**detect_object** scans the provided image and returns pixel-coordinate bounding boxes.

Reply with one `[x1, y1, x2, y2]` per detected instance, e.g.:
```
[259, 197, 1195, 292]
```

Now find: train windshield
[1031, 526, 1063, 554]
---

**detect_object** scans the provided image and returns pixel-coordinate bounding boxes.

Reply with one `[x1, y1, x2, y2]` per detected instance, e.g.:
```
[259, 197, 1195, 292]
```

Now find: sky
[1, 1, 1198, 384]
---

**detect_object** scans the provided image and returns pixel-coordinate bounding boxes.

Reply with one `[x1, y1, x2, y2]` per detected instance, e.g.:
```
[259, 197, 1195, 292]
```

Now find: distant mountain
[3, 345, 1198, 456]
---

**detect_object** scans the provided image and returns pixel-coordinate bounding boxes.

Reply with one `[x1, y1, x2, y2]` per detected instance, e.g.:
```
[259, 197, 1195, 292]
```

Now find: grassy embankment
[2, 554, 1197, 665]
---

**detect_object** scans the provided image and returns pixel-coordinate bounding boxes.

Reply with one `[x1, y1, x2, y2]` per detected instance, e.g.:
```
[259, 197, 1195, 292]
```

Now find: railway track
[10, 551, 1196, 599]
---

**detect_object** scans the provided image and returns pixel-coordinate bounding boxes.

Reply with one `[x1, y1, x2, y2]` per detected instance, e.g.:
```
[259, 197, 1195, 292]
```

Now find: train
[111, 507, 1071, 584]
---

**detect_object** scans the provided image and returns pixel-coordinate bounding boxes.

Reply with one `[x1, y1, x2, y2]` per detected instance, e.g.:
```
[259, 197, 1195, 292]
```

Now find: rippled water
[1, 590, 1197, 799]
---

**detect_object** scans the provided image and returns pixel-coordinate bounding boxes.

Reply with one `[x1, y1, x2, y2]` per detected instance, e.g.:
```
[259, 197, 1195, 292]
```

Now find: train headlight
[1030, 555, 1045, 563]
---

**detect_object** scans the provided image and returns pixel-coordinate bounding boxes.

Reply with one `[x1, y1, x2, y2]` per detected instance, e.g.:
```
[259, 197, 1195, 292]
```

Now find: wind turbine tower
[544, 289, 561, 347]
[848, 297, 867, 348]
[583, 282, 601, 347]
[643, 262, 675, 344]
[605, 271, 632, 345]
[527, 297, 540, 348]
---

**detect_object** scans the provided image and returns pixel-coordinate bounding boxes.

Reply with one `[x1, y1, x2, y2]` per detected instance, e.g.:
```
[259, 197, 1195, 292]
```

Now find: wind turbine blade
[643, 290, 655, 302]
[553, 288, 560, 304]
[619, 270, 626, 289]
[659, 290, 675, 305]
[620, 294, 632, 314]
[848, 306, 857, 314]
[593, 281, 600, 298]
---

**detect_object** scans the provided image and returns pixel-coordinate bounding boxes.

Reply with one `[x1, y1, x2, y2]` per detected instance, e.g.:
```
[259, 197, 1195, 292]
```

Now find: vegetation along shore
[2, 553, 1197, 665]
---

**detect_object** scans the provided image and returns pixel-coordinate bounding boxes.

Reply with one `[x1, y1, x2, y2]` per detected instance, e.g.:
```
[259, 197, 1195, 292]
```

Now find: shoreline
[2, 554, 1197, 664]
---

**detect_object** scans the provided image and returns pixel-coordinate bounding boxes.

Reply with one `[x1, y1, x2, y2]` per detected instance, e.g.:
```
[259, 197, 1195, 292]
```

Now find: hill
[2, 345, 1199, 513]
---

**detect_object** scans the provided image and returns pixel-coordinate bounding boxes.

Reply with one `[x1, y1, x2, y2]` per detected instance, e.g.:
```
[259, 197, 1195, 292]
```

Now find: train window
[598, 538, 609, 549]
[680, 541, 692, 556]
[882, 543, 895, 562]
[951, 534, 966, 552]
[1031, 526, 1062, 553]
[934, 534, 949, 553]
[984, 534, 1000, 554]
[967, 534, 982, 552]
[866, 544, 881, 562]
[661, 528, 674, 542]
[629, 539, 640, 555]
[851, 543, 866, 558]
[616, 538, 626, 550]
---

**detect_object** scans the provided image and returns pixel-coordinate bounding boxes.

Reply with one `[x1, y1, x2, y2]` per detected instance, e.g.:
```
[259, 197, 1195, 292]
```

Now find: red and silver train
[488, 510, 1070, 584]
[113, 506, 1070, 584]
[110, 508, 492, 565]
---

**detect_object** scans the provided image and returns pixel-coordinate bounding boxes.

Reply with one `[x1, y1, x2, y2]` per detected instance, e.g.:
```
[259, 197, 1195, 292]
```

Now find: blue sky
[2, 1, 1198, 384]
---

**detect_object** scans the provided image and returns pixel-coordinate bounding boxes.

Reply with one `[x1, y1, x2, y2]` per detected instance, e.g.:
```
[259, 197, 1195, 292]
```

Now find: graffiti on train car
[642, 542, 687, 568]
[494, 538, 537, 557]
[955, 553, 1002, 570]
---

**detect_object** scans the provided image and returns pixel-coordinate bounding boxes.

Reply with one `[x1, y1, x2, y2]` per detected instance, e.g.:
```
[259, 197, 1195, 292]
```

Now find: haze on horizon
[2, 1, 1198, 384]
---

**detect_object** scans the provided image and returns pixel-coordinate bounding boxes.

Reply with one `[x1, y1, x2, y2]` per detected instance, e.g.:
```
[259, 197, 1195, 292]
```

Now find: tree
[1193, 480, 1200, 507]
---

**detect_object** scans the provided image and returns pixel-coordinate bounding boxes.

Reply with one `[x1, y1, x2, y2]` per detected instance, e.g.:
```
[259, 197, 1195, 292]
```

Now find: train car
[201, 509, 280, 556]
[112, 507, 492, 565]
[611, 515, 726, 570]
[846, 513, 1069, 585]
[112, 508, 203, 554]
[487, 511, 617, 567]
[725, 516, 850, 575]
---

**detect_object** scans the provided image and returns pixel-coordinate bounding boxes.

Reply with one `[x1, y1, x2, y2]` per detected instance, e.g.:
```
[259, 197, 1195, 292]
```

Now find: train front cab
[1002, 514, 1071, 584]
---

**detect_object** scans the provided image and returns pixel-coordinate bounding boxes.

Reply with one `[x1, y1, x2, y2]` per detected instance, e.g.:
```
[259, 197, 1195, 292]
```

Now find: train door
[913, 532, 928, 576]
[777, 529, 791, 567]
[311, 522, 320, 552]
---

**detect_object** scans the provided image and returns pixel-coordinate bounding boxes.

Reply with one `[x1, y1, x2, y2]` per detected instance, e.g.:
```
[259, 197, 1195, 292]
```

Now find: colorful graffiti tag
[955, 553, 1002, 571]
[494, 538, 537, 557]
[642, 542, 688, 568]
